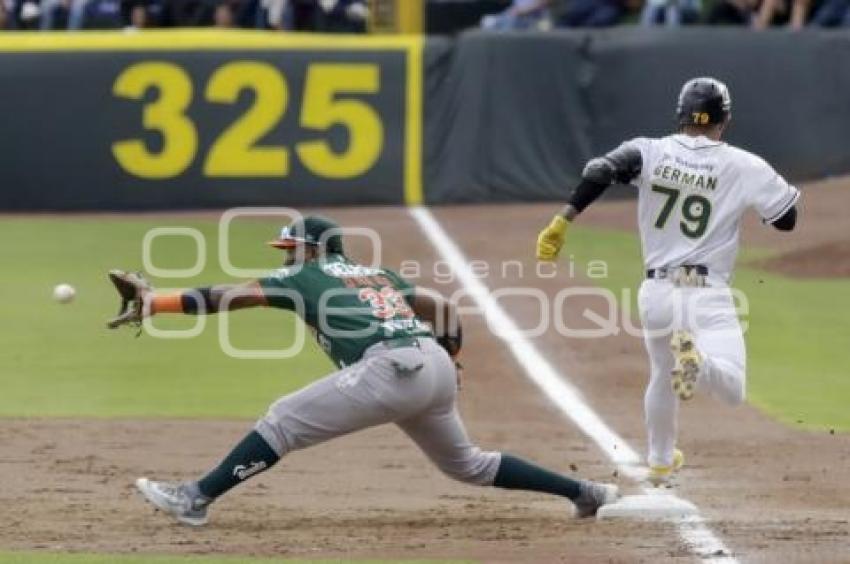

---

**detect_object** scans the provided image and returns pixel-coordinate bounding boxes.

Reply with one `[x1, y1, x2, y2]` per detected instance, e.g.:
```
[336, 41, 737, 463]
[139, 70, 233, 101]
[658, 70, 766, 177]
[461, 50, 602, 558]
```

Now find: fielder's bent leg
[493, 455, 617, 518]
[395, 339, 502, 485]
[397, 342, 616, 517]
[191, 349, 427, 508]
[397, 405, 501, 485]
[254, 361, 396, 458]
[138, 345, 438, 524]
[399, 409, 616, 517]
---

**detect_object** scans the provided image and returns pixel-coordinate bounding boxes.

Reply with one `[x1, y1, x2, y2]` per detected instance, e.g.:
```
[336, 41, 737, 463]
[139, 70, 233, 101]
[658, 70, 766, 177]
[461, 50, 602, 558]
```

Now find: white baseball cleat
[670, 330, 702, 401]
[574, 481, 619, 518]
[135, 477, 211, 527]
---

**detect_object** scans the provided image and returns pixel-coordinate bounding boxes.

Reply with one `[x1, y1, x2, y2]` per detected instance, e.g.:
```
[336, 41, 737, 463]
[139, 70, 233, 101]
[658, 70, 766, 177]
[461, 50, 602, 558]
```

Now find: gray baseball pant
[255, 337, 501, 486]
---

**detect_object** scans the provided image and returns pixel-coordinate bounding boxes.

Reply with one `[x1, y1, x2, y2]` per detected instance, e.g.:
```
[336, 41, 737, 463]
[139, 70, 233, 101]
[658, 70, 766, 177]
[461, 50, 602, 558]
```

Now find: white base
[597, 493, 698, 521]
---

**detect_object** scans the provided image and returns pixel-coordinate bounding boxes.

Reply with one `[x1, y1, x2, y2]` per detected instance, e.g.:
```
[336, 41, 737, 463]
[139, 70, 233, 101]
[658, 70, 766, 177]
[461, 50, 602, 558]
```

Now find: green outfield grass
[0, 217, 332, 419]
[0, 553, 468, 564]
[1, 217, 846, 431]
[568, 225, 850, 433]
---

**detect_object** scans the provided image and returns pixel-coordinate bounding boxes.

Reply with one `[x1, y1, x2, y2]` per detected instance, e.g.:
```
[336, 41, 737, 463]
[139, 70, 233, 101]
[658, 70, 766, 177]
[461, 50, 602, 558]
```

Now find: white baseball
[53, 283, 76, 304]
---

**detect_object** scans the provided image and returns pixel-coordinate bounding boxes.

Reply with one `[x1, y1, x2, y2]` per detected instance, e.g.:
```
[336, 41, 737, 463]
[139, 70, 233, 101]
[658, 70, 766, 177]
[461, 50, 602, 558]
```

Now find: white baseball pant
[638, 276, 746, 468]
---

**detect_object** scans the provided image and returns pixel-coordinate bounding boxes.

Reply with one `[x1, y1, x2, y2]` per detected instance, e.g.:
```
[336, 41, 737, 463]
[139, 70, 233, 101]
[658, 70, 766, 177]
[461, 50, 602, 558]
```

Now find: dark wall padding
[0, 48, 408, 210]
[424, 29, 850, 204]
[424, 33, 594, 203]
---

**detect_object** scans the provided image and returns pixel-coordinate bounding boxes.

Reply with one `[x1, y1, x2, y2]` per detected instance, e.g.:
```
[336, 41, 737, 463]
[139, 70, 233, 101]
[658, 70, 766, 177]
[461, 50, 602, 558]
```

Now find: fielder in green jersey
[258, 252, 432, 368]
[108, 214, 618, 529]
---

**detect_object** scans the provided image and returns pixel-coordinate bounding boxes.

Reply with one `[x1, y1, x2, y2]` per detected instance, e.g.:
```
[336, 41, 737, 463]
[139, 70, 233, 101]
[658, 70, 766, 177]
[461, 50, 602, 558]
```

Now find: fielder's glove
[536, 215, 569, 261]
[106, 270, 152, 333]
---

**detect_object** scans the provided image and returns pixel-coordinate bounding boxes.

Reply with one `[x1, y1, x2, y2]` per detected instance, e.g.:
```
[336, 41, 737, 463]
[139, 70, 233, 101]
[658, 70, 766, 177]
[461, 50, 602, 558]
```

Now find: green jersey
[258, 254, 433, 367]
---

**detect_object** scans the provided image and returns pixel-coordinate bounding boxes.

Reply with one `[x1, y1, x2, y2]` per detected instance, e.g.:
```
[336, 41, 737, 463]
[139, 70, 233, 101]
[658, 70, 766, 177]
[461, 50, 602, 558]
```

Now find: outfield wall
[1, 29, 848, 210]
[423, 29, 850, 203]
[0, 31, 423, 210]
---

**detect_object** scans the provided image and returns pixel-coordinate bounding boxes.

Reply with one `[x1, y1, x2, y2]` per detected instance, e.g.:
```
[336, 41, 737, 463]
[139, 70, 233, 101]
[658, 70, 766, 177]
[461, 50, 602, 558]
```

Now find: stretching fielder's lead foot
[573, 481, 619, 518]
[135, 477, 211, 526]
[671, 330, 702, 401]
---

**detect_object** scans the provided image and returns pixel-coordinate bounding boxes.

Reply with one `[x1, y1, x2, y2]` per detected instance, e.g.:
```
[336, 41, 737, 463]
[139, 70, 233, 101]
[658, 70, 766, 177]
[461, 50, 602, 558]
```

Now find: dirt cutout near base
[752, 240, 850, 278]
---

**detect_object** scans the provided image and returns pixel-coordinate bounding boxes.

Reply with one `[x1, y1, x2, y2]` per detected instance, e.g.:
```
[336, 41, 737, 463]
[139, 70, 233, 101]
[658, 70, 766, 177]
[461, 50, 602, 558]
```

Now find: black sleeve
[771, 205, 797, 232]
[604, 142, 643, 184]
[567, 141, 643, 213]
[566, 178, 611, 213]
[582, 142, 643, 185]
[181, 287, 216, 314]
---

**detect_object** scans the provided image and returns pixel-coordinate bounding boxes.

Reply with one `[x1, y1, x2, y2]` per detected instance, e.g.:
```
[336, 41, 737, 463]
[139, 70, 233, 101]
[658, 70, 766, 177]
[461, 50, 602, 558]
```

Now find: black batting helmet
[676, 77, 731, 127]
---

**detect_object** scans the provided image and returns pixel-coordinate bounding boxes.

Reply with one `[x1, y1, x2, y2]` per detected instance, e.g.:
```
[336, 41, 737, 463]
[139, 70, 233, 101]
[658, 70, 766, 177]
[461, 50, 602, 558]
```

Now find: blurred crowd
[2, 0, 849, 30]
[0, 0, 367, 30]
[481, 0, 850, 30]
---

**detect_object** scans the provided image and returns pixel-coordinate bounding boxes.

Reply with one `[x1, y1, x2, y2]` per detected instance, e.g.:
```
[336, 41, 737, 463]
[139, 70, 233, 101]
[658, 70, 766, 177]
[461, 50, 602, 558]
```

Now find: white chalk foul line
[410, 207, 738, 563]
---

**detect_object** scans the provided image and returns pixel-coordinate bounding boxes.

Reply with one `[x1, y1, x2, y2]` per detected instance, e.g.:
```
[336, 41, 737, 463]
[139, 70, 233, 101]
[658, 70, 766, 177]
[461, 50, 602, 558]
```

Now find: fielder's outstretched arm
[106, 272, 272, 331]
[149, 282, 269, 315]
[537, 142, 642, 261]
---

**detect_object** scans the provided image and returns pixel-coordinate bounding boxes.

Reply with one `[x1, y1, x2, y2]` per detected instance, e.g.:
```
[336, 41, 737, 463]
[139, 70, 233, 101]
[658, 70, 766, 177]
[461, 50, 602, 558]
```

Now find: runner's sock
[493, 453, 582, 500]
[197, 430, 280, 499]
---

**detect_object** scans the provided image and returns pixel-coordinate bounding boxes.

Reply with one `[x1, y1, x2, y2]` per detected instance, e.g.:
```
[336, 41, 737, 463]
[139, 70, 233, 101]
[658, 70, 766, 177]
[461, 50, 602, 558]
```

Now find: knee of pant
[254, 398, 292, 457]
[437, 448, 500, 486]
[260, 396, 286, 428]
[725, 379, 746, 406]
[707, 357, 746, 406]
[714, 369, 745, 406]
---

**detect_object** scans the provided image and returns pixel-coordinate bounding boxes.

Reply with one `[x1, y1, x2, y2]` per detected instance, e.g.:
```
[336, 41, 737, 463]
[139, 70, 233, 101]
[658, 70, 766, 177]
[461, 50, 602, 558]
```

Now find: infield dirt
[1, 179, 848, 562]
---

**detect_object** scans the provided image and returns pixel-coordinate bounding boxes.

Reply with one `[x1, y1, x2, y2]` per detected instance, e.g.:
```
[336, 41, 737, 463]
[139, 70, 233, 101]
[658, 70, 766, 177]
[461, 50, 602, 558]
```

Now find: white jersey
[626, 133, 799, 282]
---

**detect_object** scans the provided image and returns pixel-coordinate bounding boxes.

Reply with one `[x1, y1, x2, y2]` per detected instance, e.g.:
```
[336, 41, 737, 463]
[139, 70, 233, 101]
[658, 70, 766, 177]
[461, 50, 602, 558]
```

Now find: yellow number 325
[111, 61, 384, 180]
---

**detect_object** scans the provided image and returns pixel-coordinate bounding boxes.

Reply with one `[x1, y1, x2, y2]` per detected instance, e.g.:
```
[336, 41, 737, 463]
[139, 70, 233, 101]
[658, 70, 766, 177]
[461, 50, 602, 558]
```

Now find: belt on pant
[646, 264, 709, 279]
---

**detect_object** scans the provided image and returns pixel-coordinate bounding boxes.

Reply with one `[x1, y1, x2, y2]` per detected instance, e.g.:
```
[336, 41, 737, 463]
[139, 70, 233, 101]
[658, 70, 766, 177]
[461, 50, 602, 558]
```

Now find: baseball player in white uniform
[536, 77, 800, 484]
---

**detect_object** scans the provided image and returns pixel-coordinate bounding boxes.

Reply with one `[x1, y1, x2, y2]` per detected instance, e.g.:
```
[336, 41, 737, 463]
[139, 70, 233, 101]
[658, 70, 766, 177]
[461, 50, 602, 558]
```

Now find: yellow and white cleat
[647, 449, 685, 486]
[670, 330, 702, 401]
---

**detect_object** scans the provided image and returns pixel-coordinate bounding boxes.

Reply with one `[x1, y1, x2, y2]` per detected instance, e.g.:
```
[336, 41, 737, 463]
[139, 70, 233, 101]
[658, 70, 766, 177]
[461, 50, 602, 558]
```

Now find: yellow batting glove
[536, 215, 569, 261]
